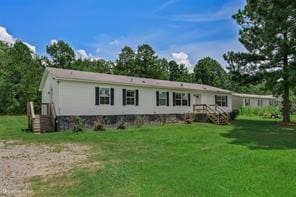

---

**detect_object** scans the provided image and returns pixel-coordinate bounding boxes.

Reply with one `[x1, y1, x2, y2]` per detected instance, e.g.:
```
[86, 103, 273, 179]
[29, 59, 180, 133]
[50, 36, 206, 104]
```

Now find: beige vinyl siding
[55, 80, 232, 116]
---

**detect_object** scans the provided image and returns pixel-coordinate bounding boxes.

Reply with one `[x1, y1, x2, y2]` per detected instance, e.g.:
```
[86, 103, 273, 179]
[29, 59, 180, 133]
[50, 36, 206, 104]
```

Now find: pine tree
[224, 0, 296, 123]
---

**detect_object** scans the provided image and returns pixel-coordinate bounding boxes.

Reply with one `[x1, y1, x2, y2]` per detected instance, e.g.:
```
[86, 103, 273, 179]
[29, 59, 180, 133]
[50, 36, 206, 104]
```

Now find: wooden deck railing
[27, 101, 35, 119]
[193, 104, 229, 124]
[27, 102, 57, 132]
[208, 104, 229, 122]
[27, 102, 35, 130]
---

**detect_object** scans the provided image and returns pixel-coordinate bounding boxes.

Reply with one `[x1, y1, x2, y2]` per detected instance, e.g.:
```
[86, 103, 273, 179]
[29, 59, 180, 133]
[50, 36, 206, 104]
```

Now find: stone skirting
[56, 113, 209, 130]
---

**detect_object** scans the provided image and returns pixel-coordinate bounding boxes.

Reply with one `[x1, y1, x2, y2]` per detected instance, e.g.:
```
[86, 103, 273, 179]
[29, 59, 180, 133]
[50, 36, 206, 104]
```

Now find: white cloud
[109, 40, 121, 46]
[95, 48, 101, 53]
[174, 9, 230, 23]
[173, 0, 244, 23]
[171, 52, 193, 70]
[160, 38, 245, 70]
[0, 26, 36, 53]
[48, 39, 101, 61]
[156, 0, 179, 12]
[76, 49, 89, 59]
[23, 42, 36, 53]
[50, 39, 58, 45]
[75, 49, 101, 60]
[0, 26, 15, 43]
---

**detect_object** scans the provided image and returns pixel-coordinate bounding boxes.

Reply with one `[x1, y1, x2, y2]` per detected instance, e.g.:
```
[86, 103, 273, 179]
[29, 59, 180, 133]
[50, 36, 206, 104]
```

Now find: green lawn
[1, 115, 296, 196]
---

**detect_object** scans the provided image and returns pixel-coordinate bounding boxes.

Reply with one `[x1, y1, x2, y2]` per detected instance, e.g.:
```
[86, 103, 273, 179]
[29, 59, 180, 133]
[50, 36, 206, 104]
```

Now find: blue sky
[0, 0, 245, 70]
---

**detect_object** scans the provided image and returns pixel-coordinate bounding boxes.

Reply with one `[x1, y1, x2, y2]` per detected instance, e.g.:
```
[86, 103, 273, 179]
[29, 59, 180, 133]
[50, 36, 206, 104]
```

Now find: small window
[182, 94, 188, 106]
[215, 95, 228, 107]
[159, 92, 167, 106]
[258, 99, 263, 106]
[99, 88, 110, 104]
[175, 93, 188, 106]
[269, 100, 274, 106]
[245, 98, 250, 106]
[126, 90, 136, 105]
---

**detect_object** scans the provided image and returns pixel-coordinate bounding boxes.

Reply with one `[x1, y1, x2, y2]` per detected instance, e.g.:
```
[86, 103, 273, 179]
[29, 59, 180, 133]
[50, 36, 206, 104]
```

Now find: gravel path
[0, 140, 91, 196]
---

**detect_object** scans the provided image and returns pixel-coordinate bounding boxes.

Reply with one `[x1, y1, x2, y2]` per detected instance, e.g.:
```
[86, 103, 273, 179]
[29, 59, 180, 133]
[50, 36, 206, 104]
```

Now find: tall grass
[240, 106, 281, 116]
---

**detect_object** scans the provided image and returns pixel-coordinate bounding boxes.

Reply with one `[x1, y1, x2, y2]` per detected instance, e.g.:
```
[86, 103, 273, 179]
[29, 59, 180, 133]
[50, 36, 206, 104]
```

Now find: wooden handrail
[27, 102, 57, 132]
[193, 104, 229, 124]
[209, 104, 229, 121]
[42, 102, 57, 131]
[27, 101, 35, 119]
[216, 105, 229, 121]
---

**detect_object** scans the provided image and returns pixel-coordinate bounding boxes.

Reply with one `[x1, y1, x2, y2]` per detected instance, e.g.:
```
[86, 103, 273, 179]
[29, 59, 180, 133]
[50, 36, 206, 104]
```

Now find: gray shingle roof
[232, 93, 276, 99]
[45, 67, 232, 93]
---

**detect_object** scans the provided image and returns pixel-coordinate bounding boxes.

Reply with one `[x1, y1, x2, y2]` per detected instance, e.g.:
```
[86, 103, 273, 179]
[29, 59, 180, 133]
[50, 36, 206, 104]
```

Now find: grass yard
[1, 115, 296, 196]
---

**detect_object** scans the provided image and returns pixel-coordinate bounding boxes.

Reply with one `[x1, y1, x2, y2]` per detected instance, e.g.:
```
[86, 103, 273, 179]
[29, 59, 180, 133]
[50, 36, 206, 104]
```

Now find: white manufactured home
[33, 67, 234, 131]
[232, 93, 278, 110]
[40, 67, 233, 115]
[27, 67, 278, 132]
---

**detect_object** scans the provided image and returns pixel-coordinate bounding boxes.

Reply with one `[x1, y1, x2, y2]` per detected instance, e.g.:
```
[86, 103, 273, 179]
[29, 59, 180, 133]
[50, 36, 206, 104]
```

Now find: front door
[195, 94, 201, 104]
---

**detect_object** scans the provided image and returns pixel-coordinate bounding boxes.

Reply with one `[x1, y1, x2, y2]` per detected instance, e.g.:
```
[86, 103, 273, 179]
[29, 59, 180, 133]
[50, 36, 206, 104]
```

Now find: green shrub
[93, 119, 105, 131]
[72, 117, 84, 132]
[185, 118, 193, 124]
[117, 121, 126, 130]
[184, 113, 193, 124]
[230, 109, 240, 120]
[240, 106, 281, 117]
[135, 116, 144, 128]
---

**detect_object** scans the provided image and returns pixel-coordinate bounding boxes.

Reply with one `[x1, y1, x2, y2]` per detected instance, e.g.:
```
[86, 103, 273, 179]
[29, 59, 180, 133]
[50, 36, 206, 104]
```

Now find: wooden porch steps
[27, 102, 57, 133]
[208, 113, 228, 125]
[193, 104, 230, 125]
[32, 115, 54, 132]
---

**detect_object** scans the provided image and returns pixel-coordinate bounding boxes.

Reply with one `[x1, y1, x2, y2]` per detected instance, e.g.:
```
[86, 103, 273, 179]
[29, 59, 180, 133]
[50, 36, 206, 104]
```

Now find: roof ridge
[45, 67, 232, 93]
[47, 67, 201, 86]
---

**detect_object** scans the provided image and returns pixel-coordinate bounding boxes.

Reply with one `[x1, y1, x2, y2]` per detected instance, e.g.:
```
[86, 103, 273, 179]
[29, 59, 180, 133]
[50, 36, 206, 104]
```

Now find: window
[123, 89, 138, 106]
[159, 92, 167, 106]
[96, 87, 114, 105]
[269, 100, 275, 106]
[215, 95, 228, 107]
[258, 99, 263, 106]
[245, 98, 251, 106]
[175, 93, 188, 106]
[99, 88, 110, 104]
[182, 94, 188, 106]
[126, 90, 136, 105]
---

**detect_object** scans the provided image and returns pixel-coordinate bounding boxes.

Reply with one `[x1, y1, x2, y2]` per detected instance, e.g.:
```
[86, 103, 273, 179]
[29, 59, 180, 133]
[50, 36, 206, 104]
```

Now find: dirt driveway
[0, 140, 93, 196]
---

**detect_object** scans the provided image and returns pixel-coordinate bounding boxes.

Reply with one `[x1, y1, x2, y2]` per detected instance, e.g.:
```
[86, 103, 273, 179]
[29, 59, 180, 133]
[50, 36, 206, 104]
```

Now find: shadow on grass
[221, 118, 296, 150]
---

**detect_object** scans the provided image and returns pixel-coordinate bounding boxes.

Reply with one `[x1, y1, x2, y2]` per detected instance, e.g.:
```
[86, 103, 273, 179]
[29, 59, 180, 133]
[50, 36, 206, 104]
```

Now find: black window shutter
[166, 92, 169, 106]
[173, 92, 176, 106]
[95, 87, 100, 105]
[136, 89, 139, 106]
[215, 95, 217, 105]
[188, 93, 191, 106]
[156, 91, 159, 106]
[122, 89, 126, 105]
[111, 88, 114, 105]
[226, 96, 228, 107]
